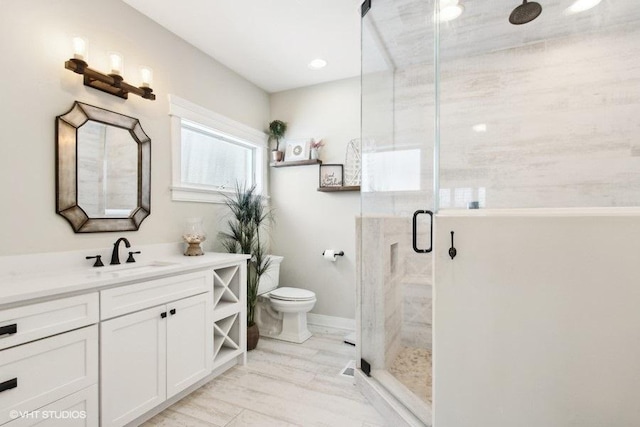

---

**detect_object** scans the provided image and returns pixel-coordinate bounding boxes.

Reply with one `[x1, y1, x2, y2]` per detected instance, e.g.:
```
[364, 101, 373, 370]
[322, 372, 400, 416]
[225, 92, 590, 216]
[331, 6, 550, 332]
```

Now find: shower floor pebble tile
[143, 326, 387, 427]
[388, 347, 432, 404]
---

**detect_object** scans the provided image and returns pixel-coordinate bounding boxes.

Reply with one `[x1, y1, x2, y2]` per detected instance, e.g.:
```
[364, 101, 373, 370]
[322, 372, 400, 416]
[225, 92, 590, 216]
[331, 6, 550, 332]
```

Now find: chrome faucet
[110, 237, 131, 265]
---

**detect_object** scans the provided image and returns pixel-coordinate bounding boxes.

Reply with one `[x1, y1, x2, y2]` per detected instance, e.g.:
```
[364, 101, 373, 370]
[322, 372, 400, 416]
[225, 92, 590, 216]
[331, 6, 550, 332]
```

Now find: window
[169, 95, 267, 203]
[181, 120, 254, 189]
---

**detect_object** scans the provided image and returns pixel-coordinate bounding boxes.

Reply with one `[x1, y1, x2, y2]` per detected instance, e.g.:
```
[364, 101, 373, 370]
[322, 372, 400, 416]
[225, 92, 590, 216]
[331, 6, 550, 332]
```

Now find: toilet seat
[269, 287, 316, 302]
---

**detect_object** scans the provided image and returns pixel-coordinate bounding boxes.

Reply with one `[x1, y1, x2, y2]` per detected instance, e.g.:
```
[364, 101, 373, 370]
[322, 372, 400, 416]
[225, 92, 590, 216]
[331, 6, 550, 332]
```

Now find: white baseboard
[307, 313, 355, 331]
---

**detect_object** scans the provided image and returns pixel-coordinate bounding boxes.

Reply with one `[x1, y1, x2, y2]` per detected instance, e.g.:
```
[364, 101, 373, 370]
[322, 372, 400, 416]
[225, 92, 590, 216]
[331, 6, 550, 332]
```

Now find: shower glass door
[359, 0, 436, 422]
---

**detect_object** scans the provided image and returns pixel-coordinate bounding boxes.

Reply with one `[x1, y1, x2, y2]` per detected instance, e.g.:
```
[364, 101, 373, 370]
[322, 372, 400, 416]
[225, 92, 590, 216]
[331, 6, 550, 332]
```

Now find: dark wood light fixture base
[65, 58, 156, 101]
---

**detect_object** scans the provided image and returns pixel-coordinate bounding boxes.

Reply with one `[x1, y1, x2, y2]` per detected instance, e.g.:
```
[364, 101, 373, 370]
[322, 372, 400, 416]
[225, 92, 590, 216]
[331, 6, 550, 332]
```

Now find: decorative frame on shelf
[319, 164, 344, 188]
[284, 139, 311, 162]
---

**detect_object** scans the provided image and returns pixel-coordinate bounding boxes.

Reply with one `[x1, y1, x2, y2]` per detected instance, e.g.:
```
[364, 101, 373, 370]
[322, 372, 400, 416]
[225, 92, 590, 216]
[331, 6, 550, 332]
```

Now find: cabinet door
[100, 306, 167, 427]
[166, 293, 212, 399]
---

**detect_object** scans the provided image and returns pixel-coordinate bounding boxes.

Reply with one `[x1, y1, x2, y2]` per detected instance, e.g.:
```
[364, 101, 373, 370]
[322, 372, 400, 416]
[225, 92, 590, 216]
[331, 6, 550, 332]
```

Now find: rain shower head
[509, 0, 542, 25]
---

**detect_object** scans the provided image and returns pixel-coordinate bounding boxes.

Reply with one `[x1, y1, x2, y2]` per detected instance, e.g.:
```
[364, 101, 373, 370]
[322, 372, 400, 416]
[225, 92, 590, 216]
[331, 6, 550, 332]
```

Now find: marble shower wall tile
[359, 217, 410, 369]
[364, 16, 640, 211]
[359, 215, 434, 363]
[438, 25, 640, 209]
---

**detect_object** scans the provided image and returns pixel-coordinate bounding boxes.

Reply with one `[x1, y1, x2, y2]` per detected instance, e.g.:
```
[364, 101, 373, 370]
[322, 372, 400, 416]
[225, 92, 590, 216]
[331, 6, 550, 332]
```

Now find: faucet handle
[86, 255, 104, 267]
[126, 251, 141, 263]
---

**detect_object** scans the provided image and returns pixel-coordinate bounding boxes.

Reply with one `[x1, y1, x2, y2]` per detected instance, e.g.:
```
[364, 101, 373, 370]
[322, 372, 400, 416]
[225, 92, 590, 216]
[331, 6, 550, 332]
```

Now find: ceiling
[123, 0, 638, 93]
[365, 0, 640, 69]
[122, 0, 363, 93]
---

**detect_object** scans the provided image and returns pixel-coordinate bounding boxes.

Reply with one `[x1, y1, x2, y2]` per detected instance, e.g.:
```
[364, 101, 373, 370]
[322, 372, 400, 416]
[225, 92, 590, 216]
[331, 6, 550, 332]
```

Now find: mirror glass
[56, 102, 151, 233]
[77, 121, 138, 218]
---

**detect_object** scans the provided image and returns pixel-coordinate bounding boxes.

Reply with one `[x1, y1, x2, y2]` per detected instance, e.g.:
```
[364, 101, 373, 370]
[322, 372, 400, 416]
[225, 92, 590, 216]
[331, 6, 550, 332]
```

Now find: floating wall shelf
[270, 159, 322, 168]
[317, 186, 361, 192]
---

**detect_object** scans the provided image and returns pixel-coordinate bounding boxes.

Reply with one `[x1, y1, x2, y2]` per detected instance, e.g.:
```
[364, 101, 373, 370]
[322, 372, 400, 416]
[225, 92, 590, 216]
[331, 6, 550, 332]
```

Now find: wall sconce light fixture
[65, 37, 155, 101]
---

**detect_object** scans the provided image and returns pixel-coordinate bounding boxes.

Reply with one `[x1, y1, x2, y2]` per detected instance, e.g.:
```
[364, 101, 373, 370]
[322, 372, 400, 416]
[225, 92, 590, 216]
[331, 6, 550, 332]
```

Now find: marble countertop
[0, 252, 249, 308]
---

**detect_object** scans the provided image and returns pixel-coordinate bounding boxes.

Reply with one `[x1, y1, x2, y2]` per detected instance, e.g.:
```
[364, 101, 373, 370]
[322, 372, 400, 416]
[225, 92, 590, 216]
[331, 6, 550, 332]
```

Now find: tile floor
[143, 326, 387, 427]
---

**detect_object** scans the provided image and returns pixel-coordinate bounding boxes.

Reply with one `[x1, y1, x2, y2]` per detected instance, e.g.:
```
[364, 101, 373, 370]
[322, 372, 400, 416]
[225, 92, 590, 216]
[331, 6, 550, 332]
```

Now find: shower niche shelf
[212, 264, 245, 369]
[213, 313, 241, 367]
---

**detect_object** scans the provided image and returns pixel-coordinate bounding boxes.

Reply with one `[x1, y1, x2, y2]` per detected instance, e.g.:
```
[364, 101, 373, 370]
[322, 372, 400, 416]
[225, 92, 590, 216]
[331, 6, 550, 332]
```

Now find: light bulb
[109, 52, 123, 76]
[140, 67, 153, 88]
[72, 37, 87, 61]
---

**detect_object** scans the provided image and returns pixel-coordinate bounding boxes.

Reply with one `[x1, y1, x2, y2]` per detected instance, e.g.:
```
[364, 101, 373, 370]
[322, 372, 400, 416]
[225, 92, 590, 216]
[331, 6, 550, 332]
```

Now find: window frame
[169, 95, 268, 204]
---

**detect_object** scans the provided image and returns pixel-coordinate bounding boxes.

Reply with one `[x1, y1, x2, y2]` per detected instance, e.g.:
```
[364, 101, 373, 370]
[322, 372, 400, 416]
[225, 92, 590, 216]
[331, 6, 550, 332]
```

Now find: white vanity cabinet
[99, 271, 213, 427]
[0, 252, 248, 427]
[0, 294, 99, 427]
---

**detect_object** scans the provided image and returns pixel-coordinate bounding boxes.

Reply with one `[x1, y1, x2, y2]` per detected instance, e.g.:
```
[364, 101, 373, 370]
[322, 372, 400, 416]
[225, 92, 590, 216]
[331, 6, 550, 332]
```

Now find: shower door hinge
[361, 358, 372, 377]
[361, 0, 371, 17]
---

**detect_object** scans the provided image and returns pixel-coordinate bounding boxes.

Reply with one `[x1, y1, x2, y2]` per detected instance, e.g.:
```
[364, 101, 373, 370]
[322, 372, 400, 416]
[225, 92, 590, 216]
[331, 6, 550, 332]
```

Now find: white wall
[434, 212, 640, 426]
[0, 0, 269, 256]
[269, 77, 360, 320]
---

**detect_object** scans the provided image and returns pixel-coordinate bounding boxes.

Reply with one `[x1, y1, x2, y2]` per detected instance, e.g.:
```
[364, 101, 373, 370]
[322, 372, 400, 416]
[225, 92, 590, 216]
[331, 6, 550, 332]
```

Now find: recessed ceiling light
[308, 58, 327, 70]
[565, 0, 601, 14]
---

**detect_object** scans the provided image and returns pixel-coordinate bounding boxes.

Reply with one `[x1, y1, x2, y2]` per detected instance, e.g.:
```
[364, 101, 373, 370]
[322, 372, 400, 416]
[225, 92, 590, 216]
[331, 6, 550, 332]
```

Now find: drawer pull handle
[0, 324, 17, 337]
[160, 312, 167, 319]
[169, 309, 176, 316]
[0, 378, 17, 393]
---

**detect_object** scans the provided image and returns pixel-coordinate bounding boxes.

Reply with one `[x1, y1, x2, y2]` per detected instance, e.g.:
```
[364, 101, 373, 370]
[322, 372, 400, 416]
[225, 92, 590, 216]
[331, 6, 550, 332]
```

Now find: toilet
[255, 255, 316, 343]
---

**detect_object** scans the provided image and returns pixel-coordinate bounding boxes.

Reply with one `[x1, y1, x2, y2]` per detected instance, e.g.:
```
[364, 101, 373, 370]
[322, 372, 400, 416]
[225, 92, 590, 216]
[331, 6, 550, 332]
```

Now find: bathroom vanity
[0, 251, 248, 427]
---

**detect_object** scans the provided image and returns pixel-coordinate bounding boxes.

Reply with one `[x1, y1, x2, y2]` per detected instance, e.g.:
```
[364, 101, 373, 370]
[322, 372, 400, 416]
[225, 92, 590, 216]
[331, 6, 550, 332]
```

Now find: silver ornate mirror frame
[56, 101, 151, 233]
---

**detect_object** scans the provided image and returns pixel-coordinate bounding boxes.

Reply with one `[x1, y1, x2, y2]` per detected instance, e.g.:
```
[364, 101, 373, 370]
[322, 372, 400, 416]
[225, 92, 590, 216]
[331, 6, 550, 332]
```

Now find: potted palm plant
[268, 119, 287, 162]
[218, 185, 273, 350]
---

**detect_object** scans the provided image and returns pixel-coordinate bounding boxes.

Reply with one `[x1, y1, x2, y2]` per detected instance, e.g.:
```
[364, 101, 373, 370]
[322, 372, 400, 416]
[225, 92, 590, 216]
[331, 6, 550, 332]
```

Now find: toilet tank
[257, 255, 284, 295]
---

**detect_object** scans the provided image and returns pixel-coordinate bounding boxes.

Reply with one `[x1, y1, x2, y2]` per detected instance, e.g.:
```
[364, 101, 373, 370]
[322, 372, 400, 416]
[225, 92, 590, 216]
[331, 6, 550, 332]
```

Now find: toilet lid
[269, 287, 316, 301]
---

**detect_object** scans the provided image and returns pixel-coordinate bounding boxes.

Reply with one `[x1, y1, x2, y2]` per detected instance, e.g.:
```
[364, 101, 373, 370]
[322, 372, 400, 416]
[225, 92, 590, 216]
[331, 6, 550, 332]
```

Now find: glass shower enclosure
[358, 0, 640, 425]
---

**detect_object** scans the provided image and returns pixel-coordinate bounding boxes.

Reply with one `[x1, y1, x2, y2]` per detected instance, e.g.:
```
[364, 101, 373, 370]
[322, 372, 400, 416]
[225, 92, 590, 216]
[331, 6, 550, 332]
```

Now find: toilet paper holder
[322, 250, 344, 257]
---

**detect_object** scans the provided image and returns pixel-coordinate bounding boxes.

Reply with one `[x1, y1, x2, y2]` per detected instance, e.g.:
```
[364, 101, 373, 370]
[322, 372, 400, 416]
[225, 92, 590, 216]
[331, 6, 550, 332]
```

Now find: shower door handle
[412, 210, 433, 253]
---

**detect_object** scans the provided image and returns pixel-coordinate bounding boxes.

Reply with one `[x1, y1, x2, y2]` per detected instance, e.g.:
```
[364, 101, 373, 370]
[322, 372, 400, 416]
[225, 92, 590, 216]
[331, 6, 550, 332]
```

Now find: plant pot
[247, 323, 260, 351]
[271, 150, 284, 162]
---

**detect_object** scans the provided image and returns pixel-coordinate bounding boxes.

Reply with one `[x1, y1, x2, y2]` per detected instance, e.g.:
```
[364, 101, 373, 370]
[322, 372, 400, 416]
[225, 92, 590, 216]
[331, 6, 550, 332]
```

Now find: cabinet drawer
[0, 294, 99, 351]
[100, 270, 212, 320]
[0, 326, 98, 425]
[6, 384, 98, 427]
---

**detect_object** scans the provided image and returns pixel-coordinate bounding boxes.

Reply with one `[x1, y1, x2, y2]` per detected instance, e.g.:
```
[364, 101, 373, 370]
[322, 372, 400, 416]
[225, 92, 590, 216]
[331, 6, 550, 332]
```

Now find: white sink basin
[93, 261, 179, 277]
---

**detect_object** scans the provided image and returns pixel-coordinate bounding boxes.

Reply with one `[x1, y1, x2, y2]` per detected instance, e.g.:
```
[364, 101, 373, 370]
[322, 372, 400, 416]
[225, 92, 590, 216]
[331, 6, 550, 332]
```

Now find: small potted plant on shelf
[268, 120, 287, 162]
[310, 138, 324, 160]
[218, 184, 273, 351]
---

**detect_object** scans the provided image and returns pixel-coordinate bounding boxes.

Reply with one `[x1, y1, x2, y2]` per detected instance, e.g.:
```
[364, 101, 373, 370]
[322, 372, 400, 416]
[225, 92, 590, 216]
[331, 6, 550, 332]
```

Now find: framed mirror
[56, 102, 151, 233]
